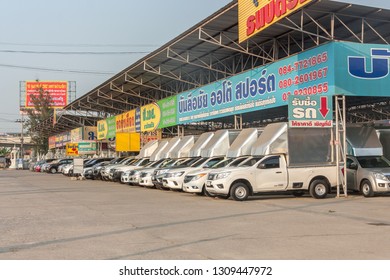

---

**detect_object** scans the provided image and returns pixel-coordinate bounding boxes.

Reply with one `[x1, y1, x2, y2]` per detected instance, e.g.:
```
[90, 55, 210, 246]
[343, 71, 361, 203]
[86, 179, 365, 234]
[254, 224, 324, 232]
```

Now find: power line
[0, 41, 160, 48]
[0, 63, 115, 75]
[0, 49, 151, 55]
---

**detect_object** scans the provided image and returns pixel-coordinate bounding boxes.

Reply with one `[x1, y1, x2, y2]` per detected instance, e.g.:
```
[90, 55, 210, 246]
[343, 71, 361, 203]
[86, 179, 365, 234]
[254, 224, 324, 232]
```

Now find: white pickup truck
[205, 154, 337, 201]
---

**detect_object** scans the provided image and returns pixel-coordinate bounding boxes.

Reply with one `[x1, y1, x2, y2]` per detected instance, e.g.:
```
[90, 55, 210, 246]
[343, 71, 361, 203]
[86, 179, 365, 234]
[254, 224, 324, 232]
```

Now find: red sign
[25, 81, 68, 108]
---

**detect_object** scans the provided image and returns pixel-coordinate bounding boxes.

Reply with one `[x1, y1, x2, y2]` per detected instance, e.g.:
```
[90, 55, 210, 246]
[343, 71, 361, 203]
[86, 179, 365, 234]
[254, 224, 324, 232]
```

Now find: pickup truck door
[346, 157, 358, 191]
[254, 156, 288, 191]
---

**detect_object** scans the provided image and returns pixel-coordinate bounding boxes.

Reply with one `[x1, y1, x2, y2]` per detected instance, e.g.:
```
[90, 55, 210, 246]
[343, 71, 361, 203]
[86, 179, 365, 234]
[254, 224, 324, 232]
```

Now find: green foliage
[0, 147, 10, 156]
[24, 82, 54, 155]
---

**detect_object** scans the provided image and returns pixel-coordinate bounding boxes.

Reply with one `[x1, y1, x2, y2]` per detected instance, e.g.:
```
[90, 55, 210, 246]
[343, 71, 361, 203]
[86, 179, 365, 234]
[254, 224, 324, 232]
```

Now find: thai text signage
[25, 81, 68, 108]
[78, 141, 97, 155]
[66, 143, 79, 156]
[238, 0, 313, 43]
[158, 96, 177, 129]
[48, 136, 56, 150]
[71, 127, 83, 142]
[288, 95, 332, 128]
[141, 103, 160, 132]
[97, 116, 116, 140]
[116, 110, 136, 133]
[177, 42, 334, 124]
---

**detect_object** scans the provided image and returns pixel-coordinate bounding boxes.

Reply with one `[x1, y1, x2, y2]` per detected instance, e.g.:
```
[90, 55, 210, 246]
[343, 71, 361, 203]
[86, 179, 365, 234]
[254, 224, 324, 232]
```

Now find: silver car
[346, 155, 390, 197]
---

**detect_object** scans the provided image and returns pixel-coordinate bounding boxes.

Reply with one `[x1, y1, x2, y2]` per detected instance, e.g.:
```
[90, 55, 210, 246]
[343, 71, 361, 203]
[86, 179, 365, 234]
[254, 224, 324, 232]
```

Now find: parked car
[110, 157, 150, 182]
[183, 155, 251, 196]
[206, 154, 337, 201]
[34, 159, 56, 172]
[163, 156, 226, 191]
[346, 155, 390, 197]
[92, 157, 125, 180]
[83, 159, 113, 179]
[46, 158, 74, 174]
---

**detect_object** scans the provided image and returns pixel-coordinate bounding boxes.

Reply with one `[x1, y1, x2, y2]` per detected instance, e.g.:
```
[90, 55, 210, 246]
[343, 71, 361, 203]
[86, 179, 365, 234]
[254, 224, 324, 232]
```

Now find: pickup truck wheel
[204, 187, 216, 198]
[50, 167, 56, 174]
[309, 179, 328, 199]
[360, 180, 374, 197]
[230, 182, 249, 201]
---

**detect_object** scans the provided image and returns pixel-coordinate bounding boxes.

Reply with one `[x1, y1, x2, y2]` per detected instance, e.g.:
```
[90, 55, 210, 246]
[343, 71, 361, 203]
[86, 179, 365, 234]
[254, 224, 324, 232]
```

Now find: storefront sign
[78, 141, 97, 154]
[66, 143, 79, 156]
[97, 116, 116, 140]
[288, 95, 332, 127]
[135, 108, 141, 132]
[116, 110, 136, 133]
[48, 136, 56, 150]
[71, 127, 83, 142]
[334, 42, 390, 97]
[158, 96, 177, 129]
[238, 0, 314, 43]
[141, 103, 160, 132]
[176, 42, 334, 124]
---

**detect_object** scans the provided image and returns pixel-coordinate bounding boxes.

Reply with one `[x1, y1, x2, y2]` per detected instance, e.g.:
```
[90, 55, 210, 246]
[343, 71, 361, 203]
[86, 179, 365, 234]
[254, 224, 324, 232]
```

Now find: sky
[0, 0, 389, 134]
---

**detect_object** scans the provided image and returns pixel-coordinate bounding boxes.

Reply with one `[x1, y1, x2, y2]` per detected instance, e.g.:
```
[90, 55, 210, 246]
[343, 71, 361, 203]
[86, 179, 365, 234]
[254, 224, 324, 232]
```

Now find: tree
[0, 147, 10, 157]
[24, 82, 54, 155]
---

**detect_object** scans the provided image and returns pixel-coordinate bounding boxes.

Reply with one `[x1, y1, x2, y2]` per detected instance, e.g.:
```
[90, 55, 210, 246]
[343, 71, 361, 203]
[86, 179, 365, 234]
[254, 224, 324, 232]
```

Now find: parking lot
[1, 169, 390, 260]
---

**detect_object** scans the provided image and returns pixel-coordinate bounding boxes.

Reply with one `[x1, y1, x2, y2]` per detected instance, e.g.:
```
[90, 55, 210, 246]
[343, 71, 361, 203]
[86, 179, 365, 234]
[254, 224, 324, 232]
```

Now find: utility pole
[15, 115, 24, 160]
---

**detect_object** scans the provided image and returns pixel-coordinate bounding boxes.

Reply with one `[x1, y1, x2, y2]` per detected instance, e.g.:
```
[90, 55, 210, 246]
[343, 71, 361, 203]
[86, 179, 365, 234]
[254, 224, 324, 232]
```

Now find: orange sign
[116, 110, 136, 133]
[238, 0, 313, 43]
[25, 81, 68, 108]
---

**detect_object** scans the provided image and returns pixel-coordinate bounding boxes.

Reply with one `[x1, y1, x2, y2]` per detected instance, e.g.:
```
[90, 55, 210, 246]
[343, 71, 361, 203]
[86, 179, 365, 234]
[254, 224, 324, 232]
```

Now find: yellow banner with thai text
[238, 0, 313, 43]
[141, 103, 160, 132]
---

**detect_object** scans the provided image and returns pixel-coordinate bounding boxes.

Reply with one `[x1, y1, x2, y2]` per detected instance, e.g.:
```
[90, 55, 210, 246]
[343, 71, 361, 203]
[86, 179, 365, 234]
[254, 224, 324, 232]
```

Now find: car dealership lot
[1, 169, 390, 260]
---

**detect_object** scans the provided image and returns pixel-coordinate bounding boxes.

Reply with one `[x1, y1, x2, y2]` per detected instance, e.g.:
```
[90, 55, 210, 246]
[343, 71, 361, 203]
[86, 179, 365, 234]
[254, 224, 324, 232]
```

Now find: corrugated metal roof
[35, 0, 390, 135]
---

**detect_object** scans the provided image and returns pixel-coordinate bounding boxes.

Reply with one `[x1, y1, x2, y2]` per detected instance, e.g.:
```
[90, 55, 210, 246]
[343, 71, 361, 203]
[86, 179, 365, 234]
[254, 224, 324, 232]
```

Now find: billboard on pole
[24, 81, 68, 108]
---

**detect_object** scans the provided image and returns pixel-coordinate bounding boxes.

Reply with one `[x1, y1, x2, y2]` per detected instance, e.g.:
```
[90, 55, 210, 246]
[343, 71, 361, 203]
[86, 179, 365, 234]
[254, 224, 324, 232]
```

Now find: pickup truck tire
[360, 180, 374, 197]
[49, 167, 57, 174]
[309, 179, 329, 199]
[204, 187, 216, 198]
[230, 182, 249, 201]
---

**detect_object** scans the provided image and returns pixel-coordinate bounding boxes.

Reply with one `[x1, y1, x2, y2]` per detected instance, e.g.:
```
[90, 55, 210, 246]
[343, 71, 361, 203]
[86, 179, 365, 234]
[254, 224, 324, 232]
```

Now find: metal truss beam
[109, 82, 155, 103]
[143, 61, 201, 87]
[198, 27, 274, 62]
[167, 47, 231, 76]
[97, 89, 139, 108]
[125, 73, 177, 95]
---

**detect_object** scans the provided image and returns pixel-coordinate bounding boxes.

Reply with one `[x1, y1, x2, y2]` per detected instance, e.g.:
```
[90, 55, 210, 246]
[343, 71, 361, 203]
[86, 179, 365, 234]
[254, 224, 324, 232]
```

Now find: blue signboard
[334, 42, 390, 97]
[135, 107, 141, 132]
[176, 43, 335, 124]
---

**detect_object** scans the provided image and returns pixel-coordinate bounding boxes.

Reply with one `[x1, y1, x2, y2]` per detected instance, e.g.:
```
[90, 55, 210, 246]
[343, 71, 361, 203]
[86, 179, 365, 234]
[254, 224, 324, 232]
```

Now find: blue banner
[334, 42, 390, 96]
[177, 43, 335, 124]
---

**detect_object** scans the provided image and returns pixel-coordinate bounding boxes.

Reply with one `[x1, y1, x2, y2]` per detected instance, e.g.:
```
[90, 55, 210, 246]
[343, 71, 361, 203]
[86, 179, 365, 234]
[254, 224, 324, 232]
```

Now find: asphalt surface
[1, 169, 390, 260]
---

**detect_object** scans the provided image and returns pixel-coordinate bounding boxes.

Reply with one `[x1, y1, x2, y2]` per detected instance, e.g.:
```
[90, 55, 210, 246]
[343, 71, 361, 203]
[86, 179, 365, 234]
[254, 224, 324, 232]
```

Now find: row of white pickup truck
[88, 123, 390, 201]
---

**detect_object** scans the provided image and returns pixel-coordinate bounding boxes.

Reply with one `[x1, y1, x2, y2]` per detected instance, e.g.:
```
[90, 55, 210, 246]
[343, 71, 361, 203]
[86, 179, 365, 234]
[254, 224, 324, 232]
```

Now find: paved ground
[1, 169, 390, 260]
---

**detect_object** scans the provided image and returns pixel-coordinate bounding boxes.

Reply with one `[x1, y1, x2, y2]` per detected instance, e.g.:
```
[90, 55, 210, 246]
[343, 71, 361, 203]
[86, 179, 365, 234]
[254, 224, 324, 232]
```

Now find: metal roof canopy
[33, 0, 390, 137]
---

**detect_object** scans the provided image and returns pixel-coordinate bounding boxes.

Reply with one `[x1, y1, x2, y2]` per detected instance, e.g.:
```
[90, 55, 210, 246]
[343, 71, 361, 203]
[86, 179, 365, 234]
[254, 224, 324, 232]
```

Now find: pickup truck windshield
[239, 156, 264, 167]
[357, 156, 390, 168]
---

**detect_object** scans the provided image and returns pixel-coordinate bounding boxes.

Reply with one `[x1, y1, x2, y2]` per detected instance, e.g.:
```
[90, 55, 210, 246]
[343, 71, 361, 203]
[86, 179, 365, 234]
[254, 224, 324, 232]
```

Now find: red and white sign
[25, 81, 68, 108]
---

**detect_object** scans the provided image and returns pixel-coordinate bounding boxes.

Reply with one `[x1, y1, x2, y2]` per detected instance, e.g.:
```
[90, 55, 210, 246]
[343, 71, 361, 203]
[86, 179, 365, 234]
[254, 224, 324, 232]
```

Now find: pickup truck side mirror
[349, 162, 358, 170]
[257, 163, 266, 169]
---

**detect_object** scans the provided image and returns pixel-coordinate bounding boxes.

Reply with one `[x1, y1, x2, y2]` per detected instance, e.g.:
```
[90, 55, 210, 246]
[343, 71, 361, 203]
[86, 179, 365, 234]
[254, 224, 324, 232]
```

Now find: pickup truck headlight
[215, 171, 231, 180]
[166, 171, 184, 178]
[193, 173, 208, 181]
[374, 172, 389, 181]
